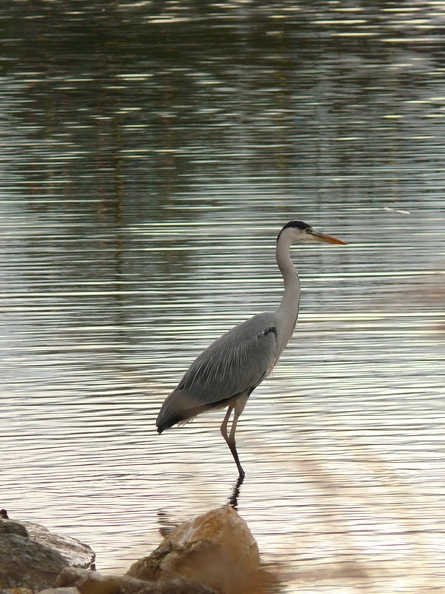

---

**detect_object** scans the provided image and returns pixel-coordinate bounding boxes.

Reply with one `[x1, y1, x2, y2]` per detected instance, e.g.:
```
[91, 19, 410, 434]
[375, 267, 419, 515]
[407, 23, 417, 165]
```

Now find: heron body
[156, 220, 346, 478]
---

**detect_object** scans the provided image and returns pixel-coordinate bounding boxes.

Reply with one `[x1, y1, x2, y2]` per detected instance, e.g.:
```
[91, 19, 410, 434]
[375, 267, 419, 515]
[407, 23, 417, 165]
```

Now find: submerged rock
[127, 506, 261, 594]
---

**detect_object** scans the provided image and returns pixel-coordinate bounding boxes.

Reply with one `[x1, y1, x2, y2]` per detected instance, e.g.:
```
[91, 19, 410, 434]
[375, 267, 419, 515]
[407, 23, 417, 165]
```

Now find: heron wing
[156, 312, 278, 431]
[180, 312, 278, 399]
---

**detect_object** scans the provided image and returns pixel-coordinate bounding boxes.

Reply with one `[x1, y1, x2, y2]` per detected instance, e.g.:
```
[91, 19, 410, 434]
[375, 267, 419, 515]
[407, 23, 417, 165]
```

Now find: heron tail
[156, 388, 233, 433]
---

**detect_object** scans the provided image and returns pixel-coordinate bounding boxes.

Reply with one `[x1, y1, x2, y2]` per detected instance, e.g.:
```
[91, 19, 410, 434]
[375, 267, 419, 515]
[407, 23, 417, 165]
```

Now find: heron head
[278, 220, 347, 246]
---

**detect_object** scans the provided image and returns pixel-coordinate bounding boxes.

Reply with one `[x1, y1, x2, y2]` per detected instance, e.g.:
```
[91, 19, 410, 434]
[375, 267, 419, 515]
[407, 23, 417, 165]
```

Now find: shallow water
[1, 3, 445, 592]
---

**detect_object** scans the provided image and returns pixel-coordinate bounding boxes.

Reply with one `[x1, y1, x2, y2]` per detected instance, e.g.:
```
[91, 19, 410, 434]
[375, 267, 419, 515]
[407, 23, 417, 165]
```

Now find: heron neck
[276, 236, 300, 323]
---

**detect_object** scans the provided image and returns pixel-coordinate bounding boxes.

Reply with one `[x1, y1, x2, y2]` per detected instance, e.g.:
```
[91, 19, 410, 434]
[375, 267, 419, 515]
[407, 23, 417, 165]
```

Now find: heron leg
[220, 404, 234, 443]
[220, 402, 246, 479]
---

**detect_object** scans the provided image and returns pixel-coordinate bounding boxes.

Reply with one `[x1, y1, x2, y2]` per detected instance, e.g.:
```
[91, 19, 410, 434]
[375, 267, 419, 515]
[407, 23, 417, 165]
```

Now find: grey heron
[156, 220, 346, 478]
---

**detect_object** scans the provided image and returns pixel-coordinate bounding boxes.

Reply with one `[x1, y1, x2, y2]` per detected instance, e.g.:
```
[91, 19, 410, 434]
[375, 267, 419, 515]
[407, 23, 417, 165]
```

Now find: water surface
[1, 3, 445, 592]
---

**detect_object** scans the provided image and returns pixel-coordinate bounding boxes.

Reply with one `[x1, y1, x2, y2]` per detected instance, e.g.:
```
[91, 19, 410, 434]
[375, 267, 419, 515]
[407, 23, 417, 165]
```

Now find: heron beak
[311, 230, 347, 245]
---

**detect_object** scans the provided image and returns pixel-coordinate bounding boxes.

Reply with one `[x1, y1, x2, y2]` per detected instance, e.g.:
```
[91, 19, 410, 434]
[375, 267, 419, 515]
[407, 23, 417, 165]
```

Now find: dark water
[1, 3, 445, 592]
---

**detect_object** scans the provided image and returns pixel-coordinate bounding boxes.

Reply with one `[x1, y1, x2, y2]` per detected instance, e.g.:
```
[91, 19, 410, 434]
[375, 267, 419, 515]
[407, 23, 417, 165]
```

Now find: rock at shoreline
[127, 506, 261, 594]
[21, 521, 95, 570]
[0, 515, 95, 591]
[0, 506, 275, 594]
[56, 567, 216, 594]
[0, 533, 68, 590]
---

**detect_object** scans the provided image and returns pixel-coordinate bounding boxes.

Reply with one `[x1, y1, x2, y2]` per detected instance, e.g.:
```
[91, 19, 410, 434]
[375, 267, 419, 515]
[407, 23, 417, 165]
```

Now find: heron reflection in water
[157, 221, 347, 479]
